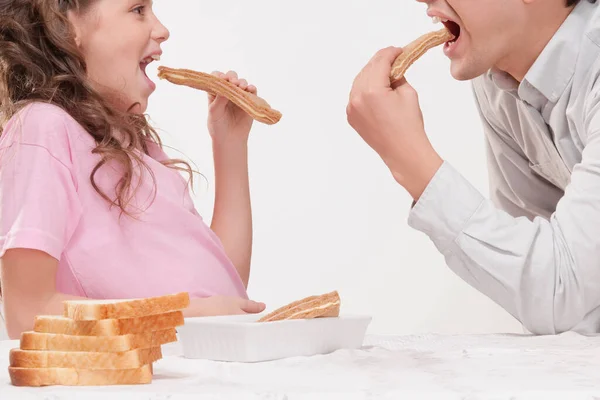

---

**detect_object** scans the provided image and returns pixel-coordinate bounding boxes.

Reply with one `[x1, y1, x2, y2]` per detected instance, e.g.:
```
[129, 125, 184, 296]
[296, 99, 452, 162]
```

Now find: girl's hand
[183, 296, 266, 317]
[207, 70, 257, 144]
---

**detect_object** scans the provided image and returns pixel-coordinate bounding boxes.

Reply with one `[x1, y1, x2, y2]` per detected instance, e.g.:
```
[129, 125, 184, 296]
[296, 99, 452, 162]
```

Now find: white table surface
[1, 332, 600, 399]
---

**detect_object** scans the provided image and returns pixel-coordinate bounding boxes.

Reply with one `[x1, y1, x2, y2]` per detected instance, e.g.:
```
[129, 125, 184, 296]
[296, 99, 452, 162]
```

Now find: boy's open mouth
[443, 20, 460, 43]
[433, 16, 461, 44]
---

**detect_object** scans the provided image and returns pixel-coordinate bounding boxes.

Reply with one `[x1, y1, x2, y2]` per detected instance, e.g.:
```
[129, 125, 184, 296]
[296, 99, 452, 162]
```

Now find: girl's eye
[132, 6, 145, 15]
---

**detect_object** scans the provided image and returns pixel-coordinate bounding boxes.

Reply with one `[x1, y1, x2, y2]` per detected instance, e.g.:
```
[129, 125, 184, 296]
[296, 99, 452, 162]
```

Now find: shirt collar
[489, 0, 596, 108]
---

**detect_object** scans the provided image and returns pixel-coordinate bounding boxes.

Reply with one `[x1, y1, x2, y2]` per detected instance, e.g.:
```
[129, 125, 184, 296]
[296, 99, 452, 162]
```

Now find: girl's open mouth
[139, 54, 161, 90]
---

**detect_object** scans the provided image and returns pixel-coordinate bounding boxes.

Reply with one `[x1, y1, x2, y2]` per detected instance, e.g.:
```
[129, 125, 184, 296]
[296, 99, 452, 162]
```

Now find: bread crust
[20, 328, 177, 352]
[64, 292, 190, 320]
[10, 346, 162, 369]
[9, 364, 154, 387]
[34, 310, 184, 336]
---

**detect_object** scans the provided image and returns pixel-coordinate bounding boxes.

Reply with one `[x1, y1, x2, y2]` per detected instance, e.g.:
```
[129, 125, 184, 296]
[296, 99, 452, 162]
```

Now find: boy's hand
[346, 47, 443, 200]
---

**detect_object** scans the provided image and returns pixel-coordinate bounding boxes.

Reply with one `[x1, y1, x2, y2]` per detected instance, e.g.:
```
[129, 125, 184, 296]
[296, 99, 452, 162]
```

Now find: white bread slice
[64, 292, 190, 320]
[20, 328, 177, 352]
[9, 364, 153, 386]
[34, 310, 184, 336]
[10, 347, 162, 369]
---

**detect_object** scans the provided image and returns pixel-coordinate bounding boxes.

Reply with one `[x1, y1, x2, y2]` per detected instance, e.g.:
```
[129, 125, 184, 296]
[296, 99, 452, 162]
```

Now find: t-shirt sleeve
[0, 104, 83, 260]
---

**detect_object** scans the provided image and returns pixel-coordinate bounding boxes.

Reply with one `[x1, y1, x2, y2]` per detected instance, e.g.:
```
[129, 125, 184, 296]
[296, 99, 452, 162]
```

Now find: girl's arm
[1, 248, 264, 339]
[1, 249, 88, 339]
[210, 139, 252, 287]
[205, 71, 260, 288]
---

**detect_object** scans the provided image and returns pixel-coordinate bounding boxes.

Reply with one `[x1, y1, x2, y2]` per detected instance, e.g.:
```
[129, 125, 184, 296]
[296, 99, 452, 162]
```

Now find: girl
[0, 0, 266, 339]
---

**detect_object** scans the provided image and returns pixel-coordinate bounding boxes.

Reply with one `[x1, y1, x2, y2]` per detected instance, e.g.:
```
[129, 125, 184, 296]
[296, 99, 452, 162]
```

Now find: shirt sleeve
[407, 88, 600, 335]
[0, 105, 83, 261]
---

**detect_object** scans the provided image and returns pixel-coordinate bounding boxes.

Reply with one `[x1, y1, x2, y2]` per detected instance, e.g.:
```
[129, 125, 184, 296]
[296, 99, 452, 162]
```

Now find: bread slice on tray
[258, 290, 341, 322]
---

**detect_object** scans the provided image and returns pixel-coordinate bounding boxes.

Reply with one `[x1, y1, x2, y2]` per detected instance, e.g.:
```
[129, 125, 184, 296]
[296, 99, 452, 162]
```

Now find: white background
[145, 0, 523, 336]
[0, 1, 524, 340]
[0, 1, 525, 341]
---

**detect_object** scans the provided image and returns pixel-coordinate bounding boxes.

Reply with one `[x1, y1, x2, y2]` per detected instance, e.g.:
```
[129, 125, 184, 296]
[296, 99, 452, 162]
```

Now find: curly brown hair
[0, 0, 193, 216]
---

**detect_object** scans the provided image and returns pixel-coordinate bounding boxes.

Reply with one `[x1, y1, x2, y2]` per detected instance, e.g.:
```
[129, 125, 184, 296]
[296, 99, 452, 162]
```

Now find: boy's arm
[408, 87, 600, 335]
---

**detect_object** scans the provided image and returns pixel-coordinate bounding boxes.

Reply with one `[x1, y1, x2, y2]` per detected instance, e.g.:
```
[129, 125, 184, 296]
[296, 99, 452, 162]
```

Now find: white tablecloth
[1, 332, 600, 399]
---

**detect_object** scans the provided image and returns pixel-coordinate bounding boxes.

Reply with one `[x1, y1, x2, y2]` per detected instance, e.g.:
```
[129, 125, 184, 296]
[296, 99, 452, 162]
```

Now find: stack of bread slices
[8, 292, 189, 387]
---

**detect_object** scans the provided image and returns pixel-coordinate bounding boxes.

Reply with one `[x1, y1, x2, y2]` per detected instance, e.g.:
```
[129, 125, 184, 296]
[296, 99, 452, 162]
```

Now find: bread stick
[157, 66, 282, 125]
[390, 28, 455, 84]
[258, 291, 340, 322]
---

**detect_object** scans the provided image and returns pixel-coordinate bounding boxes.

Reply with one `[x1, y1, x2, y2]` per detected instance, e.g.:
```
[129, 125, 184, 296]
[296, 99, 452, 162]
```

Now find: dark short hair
[567, 0, 597, 6]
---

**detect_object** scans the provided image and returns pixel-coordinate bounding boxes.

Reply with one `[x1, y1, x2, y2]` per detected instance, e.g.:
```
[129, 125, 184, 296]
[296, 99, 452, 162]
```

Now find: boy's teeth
[151, 54, 160, 61]
[432, 16, 451, 24]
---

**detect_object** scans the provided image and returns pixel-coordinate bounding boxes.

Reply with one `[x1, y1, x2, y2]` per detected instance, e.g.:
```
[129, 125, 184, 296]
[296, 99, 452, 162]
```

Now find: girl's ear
[66, 12, 83, 47]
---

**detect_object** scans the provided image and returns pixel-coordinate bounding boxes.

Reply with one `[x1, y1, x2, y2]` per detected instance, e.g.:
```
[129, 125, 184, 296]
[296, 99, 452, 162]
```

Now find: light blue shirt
[408, 0, 600, 334]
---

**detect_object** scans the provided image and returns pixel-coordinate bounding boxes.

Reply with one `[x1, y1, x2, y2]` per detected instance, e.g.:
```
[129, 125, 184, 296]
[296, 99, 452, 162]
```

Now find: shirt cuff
[407, 161, 485, 253]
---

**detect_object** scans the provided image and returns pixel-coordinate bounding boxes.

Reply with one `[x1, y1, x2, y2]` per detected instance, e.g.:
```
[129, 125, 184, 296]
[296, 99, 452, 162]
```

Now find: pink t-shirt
[0, 102, 248, 300]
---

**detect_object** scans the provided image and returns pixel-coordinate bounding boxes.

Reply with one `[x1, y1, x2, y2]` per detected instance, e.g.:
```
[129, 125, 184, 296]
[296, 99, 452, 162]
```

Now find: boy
[346, 0, 600, 335]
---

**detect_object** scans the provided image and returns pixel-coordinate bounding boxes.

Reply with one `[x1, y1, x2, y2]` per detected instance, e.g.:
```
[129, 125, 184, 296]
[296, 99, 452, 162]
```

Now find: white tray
[176, 314, 372, 363]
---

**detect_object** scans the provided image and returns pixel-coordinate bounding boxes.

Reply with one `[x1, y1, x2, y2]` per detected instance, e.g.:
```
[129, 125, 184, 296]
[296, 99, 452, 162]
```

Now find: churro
[157, 66, 282, 125]
[258, 291, 341, 323]
[390, 28, 455, 84]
